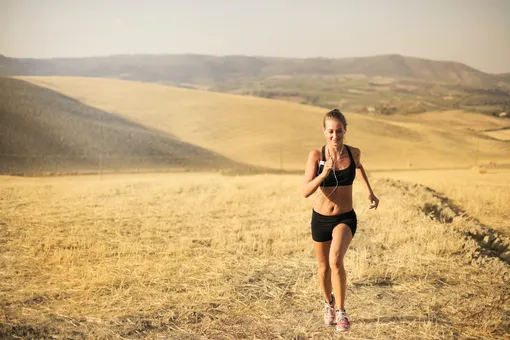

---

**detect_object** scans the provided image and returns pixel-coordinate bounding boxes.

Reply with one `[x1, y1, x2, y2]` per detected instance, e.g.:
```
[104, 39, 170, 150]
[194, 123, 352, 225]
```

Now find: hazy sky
[1, 0, 509, 73]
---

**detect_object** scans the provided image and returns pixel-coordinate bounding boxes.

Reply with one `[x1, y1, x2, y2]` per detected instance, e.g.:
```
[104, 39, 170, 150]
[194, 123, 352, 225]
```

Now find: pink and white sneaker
[323, 294, 335, 325]
[335, 310, 351, 331]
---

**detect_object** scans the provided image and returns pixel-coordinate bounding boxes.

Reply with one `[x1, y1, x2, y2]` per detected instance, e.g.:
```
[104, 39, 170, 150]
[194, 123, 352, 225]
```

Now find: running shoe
[335, 310, 351, 331]
[323, 294, 335, 325]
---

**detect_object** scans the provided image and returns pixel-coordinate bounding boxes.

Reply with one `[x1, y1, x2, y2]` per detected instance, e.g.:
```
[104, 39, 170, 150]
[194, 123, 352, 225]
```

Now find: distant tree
[379, 104, 398, 115]
[310, 96, 320, 105]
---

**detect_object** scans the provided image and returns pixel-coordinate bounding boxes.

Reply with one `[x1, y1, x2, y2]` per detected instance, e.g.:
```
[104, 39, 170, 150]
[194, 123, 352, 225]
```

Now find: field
[1, 76, 509, 339]
[14, 76, 510, 171]
[1, 173, 509, 339]
[0, 77, 257, 175]
[4, 53, 510, 115]
[373, 168, 510, 237]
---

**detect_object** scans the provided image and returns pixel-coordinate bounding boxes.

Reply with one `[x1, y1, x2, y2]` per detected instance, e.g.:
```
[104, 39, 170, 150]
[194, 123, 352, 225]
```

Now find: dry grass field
[1, 173, 508, 339]
[373, 169, 510, 238]
[0, 77, 252, 175]
[482, 129, 510, 142]
[17, 76, 510, 171]
[1, 76, 509, 339]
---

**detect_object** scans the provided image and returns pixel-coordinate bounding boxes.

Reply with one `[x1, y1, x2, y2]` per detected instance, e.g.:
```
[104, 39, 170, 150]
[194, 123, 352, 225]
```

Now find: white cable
[315, 144, 343, 204]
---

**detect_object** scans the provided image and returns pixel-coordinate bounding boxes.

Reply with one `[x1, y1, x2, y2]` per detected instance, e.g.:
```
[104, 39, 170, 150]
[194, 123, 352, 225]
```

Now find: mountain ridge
[2, 53, 509, 115]
[0, 53, 507, 86]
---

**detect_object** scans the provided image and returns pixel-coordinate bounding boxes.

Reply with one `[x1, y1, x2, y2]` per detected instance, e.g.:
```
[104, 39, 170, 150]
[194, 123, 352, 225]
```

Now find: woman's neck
[328, 143, 344, 159]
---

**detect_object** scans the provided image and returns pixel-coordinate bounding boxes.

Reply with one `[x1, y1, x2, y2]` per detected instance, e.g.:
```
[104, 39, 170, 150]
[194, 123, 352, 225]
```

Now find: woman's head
[323, 109, 347, 146]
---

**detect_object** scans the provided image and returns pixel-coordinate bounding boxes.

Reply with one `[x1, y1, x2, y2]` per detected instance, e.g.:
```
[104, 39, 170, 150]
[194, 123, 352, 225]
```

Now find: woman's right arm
[303, 150, 329, 198]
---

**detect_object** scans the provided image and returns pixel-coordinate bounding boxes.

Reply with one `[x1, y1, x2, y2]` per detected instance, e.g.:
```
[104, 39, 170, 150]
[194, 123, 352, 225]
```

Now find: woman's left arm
[353, 148, 379, 210]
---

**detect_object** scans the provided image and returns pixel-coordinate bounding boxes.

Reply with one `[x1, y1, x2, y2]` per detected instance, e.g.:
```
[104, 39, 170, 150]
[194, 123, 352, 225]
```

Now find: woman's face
[324, 118, 346, 147]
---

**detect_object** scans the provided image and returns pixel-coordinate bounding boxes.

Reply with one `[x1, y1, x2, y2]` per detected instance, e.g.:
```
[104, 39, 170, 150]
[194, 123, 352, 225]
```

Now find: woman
[302, 109, 379, 331]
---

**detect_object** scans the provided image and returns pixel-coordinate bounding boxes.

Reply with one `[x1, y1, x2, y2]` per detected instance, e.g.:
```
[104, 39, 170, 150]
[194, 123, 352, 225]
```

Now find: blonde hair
[323, 109, 347, 129]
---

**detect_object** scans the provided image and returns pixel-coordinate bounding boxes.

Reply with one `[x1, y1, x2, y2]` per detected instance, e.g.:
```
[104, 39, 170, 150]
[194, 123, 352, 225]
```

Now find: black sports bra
[315, 145, 356, 187]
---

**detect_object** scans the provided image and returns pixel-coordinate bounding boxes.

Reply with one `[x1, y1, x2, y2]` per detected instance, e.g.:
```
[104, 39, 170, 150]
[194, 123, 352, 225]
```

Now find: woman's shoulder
[346, 145, 361, 158]
[308, 146, 324, 162]
[307, 147, 323, 162]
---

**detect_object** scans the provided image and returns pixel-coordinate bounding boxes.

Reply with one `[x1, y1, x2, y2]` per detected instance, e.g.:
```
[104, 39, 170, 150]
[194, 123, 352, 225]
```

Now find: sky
[1, 0, 509, 74]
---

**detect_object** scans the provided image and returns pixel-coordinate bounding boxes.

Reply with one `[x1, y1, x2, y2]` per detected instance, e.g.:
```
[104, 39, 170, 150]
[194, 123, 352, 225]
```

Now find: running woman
[302, 109, 379, 331]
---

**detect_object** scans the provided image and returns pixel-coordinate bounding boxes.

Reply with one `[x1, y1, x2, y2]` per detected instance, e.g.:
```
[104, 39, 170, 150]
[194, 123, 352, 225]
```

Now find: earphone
[317, 117, 346, 202]
[324, 146, 341, 199]
[315, 145, 342, 203]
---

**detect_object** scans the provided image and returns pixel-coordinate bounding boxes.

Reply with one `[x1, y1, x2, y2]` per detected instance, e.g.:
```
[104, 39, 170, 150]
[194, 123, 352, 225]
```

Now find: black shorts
[311, 209, 357, 242]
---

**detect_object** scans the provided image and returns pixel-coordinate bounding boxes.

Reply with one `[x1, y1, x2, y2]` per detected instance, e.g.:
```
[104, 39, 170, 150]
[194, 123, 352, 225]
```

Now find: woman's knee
[329, 256, 345, 271]
[318, 263, 330, 276]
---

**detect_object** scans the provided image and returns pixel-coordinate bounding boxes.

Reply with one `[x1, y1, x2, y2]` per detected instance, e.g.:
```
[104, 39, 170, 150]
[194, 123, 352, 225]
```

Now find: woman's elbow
[302, 188, 312, 198]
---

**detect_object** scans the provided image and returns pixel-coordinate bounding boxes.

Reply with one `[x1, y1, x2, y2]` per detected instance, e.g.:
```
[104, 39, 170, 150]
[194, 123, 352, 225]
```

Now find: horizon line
[2, 52, 509, 75]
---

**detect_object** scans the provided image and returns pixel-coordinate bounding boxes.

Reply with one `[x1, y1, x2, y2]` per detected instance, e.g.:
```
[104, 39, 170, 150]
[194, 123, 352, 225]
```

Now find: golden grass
[372, 169, 510, 237]
[2, 76, 509, 338]
[483, 129, 510, 141]
[1, 173, 508, 339]
[17, 76, 510, 171]
[388, 110, 510, 132]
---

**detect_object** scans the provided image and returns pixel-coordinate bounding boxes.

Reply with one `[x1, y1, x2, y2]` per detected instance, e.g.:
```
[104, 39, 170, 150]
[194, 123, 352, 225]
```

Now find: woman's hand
[321, 157, 334, 178]
[368, 193, 379, 210]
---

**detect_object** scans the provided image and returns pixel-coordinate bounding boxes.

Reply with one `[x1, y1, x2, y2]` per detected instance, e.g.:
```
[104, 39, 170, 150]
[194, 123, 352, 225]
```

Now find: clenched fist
[321, 157, 334, 177]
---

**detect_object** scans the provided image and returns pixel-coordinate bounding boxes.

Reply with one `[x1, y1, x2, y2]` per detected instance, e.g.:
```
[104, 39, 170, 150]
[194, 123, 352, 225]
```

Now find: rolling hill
[2, 54, 509, 115]
[1, 54, 507, 87]
[0, 77, 252, 175]
[10, 76, 510, 174]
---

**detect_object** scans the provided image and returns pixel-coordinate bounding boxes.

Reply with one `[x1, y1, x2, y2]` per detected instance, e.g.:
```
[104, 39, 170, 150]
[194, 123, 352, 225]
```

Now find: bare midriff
[314, 185, 353, 215]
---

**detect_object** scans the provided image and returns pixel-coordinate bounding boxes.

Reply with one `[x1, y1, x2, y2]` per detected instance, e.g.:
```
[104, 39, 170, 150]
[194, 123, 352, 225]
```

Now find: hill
[0, 77, 251, 175]
[2, 54, 509, 115]
[0, 53, 505, 86]
[15, 76, 510, 173]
